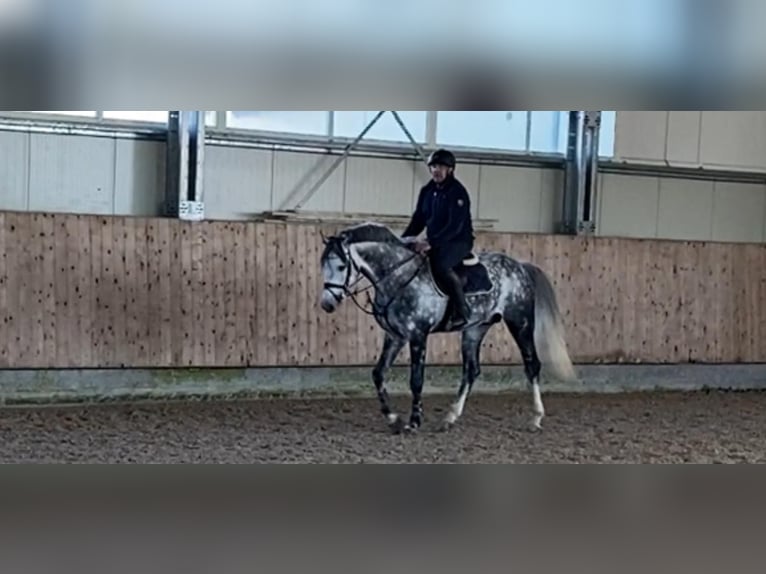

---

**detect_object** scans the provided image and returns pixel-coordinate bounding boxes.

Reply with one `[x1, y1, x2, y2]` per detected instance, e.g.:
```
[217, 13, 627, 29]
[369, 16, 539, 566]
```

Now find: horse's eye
[338, 265, 347, 272]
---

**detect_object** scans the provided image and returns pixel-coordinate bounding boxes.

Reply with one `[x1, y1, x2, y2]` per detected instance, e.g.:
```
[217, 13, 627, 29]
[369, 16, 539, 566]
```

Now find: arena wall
[1, 211, 763, 371]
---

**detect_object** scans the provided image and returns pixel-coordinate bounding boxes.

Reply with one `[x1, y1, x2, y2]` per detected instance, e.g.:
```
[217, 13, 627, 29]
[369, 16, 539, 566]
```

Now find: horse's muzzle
[320, 290, 340, 313]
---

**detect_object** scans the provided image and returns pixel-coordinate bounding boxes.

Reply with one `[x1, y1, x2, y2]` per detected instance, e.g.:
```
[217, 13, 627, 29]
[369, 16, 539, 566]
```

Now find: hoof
[388, 415, 406, 435]
[528, 420, 543, 433]
[439, 420, 455, 433]
[404, 423, 419, 434]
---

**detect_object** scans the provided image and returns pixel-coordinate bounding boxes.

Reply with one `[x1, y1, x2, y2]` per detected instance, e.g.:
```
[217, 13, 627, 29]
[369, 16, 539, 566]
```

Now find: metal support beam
[282, 111, 431, 212]
[165, 111, 205, 221]
[560, 111, 601, 235]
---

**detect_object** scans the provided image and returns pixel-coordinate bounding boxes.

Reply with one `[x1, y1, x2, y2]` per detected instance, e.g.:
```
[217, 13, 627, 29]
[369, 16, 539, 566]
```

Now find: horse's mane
[338, 222, 405, 246]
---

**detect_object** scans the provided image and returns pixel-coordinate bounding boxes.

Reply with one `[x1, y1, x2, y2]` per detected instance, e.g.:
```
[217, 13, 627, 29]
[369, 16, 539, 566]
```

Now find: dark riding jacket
[402, 176, 474, 248]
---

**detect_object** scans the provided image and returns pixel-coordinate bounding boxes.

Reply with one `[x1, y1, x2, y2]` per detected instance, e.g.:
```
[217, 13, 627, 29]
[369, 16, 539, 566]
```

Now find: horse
[319, 222, 577, 434]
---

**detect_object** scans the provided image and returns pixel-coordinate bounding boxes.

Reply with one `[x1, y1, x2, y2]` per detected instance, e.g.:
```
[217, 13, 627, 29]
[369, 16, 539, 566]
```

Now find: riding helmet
[427, 149, 457, 168]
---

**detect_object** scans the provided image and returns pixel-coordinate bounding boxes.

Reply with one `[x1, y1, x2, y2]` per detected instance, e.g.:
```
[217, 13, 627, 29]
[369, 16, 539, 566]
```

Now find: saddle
[452, 253, 492, 295]
[404, 241, 493, 296]
[461, 253, 481, 267]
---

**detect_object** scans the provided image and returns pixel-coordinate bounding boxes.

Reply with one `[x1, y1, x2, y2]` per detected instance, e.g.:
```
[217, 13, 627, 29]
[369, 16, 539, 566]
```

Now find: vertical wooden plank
[76, 216, 92, 367]
[643, 239, 663, 363]
[100, 217, 117, 367]
[205, 221, 221, 366]
[25, 214, 43, 366]
[143, 217, 160, 367]
[254, 222, 268, 365]
[222, 222, 238, 364]
[698, 242, 715, 362]
[709, 242, 729, 363]
[89, 217, 104, 366]
[233, 222, 247, 364]
[122, 217, 137, 366]
[620, 238, 639, 363]
[275, 223, 290, 365]
[729, 244, 747, 362]
[144, 218, 157, 366]
[244, 222, 257, 365]
[306, 225, 320, 366]
[128, 217, 146, 366]
[662, 241, 683, 363]
[112, 217, 128, 367]
[189, 222, 205, 365]
[54, 216, 71, 367]
[687, 241, 707, 363]
[157, 219, 174, 366]
[295, 224, 309, 365]
[5, 213, 20, 367]
[152, 219, 169, 367]
[265, 223, 279, 365]
[178, 222, 194, 366]
[0, 213, 7, 368]
[40, 214, 57, 367]
[721, 243, 737, 362]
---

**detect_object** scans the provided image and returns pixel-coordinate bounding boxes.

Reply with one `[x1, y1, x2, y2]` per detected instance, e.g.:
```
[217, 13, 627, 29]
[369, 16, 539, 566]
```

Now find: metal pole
[288, 111, 386, 210]
[560, 111, 582, 234]
[390, 111, 430, 165]
[560, 110, 601, 235]
[165, 111, 205, 220]
[579, 111, 601, 234]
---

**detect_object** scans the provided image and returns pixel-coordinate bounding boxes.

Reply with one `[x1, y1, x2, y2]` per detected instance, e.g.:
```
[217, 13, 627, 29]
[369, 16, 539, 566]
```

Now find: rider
[402, 148, 474, 328]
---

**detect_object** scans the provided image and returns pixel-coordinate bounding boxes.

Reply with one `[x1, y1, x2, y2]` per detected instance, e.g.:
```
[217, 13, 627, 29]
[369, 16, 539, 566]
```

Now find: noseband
[322, 239, 362, 303]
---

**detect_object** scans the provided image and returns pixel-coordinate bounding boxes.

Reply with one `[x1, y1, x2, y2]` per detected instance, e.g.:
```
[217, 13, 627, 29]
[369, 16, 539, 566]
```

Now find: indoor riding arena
[1, 111, 765, 464]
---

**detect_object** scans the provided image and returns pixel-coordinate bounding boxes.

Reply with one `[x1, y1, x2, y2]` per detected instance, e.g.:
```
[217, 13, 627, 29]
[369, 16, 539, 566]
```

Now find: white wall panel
[614, 112, 668, 163]
[598, 174, 659, 238]
[344, 156, 415, 216]
[540, 169, 564, 233]
[656, 178, 714, 241]
[615, 111, 766, 173]
[28, 134, 115, 215]
[666, 112, 702, 166]
[203, 146, 273, 219]
[0, 131, 29, 211]
[700, 112, 766, 171]
[113, 140, 165, 216]
[272, 151, 344, 213]
[478, 166, 545, 233]
[711, 182, 766, 243]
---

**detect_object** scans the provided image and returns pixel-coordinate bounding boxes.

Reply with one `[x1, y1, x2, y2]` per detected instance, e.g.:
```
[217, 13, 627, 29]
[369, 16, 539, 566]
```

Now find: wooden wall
[0, 211, 764, 369]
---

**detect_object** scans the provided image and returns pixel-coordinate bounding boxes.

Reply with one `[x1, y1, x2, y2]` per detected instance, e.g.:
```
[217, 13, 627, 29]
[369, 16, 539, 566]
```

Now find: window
[436, 111, 532, 152]
[225, 111, 330, 136]
[30, 111, 97, 118]
[599, 111, 616, 157]
[333, 111, 428, 143]
[529, 111, 568, 154]
[103, 111, 169, 123]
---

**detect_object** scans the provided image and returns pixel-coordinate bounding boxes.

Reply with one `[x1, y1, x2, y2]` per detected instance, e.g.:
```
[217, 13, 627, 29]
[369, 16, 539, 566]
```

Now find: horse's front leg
[372, 333, 406, 433]
[442, 324, 490, 431]
[406, 336, 428, 432]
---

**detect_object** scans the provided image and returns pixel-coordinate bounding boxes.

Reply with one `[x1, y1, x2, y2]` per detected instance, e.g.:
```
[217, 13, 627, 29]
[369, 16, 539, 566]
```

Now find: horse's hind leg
[372, 333, 406, 433]
[442, 324, 491, 431]
[505, 312, 544, 431]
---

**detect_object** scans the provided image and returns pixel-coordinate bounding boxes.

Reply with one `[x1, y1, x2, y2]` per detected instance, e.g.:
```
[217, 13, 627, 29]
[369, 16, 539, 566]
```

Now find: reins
[322, 241, 427, 324]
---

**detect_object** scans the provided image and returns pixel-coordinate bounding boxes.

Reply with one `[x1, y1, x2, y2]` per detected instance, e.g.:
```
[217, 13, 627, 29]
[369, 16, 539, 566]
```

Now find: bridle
[322, 237, 426, 322]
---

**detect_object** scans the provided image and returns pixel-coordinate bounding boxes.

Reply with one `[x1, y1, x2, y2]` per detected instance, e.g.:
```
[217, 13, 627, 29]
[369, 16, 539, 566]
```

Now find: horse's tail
[522, 262, 578, 383]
